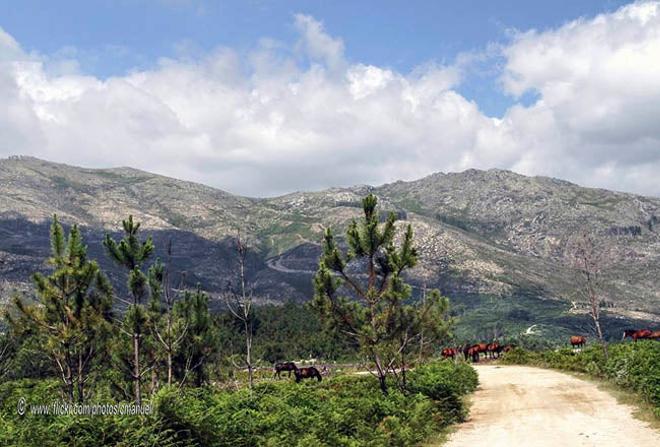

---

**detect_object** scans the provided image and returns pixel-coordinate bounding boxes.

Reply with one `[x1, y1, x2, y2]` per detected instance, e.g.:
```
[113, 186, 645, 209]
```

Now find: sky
[0, 0, 659, 197]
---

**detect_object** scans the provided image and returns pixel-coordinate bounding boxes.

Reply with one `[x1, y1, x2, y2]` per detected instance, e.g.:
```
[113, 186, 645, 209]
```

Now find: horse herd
[441, 342, 515, 362]
[442, 328, 659, 363]
[275, 329, 659, 381]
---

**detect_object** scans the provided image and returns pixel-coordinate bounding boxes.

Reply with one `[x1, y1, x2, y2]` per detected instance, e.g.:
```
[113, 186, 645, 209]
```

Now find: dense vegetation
[501, 341, 660, 417]
[0, 195, 475, 446]
[0, 359, 477, 446]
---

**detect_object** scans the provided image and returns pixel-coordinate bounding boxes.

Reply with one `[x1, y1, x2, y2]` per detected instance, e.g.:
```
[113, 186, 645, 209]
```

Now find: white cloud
[498, 0, 660, 195]
[0, 4, 659, 197]
[293, 14, 346, 71]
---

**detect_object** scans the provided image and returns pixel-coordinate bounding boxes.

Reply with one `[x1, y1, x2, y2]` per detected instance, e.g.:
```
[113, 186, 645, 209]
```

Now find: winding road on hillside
[443, 365, 659, 447]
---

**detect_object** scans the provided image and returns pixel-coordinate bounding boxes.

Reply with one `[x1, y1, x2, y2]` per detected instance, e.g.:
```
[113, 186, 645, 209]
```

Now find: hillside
[1, 156, 658, 338]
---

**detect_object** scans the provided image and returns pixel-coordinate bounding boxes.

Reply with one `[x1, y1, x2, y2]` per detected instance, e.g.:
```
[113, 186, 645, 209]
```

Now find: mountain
[1, 156, 658, 338]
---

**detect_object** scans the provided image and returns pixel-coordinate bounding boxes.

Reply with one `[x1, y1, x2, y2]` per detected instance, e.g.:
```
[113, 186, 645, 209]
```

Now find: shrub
[407, 360, 478, 422]
[499, 347, 537, 365]
[0, 360, 479, 447]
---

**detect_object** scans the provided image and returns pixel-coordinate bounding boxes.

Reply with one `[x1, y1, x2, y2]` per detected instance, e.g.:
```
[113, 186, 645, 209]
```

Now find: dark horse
[294, 366, 322, 383]
[622, 329, 652, 342]
[274, 362, 298, 378]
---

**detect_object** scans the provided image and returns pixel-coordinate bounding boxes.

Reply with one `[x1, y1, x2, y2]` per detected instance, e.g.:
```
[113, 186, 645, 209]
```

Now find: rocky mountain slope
[1, 156, 658, 337]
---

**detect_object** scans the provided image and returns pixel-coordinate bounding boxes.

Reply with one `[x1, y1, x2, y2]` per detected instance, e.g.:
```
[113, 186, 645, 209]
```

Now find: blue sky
[0, 0, 630, 116]
[0, 1, 659, 197]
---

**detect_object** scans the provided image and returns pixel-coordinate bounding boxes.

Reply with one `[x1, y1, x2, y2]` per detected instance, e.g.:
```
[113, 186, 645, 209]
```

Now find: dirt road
[444, 364, 658, 447]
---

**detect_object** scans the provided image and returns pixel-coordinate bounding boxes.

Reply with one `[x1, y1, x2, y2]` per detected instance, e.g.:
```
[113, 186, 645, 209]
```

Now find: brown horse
[294, 366, 322, 383]
[441, 347, 458, 359]
[465, 343, 487, 362]
[570, 335, 586, 349]
[475, 343, 488, 359]
[622, 329, 653, 342]
[486, 342, 501, 359]
[274, 362, 298, 378]
[466, 345, 480, 362]
[650, 331, 660, 340]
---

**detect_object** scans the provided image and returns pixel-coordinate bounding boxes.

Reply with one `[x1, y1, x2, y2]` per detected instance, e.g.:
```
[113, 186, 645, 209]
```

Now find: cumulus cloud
[499, 1, 660, 195]
[0, 4, 659, 197]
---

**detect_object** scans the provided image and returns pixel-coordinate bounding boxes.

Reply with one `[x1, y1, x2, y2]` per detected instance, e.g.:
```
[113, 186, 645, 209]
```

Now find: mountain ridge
[7, 154, 657, 200]
[1, 155, 658, 338]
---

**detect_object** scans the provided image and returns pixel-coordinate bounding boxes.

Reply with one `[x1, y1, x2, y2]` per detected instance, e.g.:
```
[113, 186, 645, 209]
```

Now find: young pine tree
[14, 216, 113, 402]
[313, 194, 451, 394]
[147, 244, 189, 387]
[175, 288, 218, 387]
[103, 215, 154, 405]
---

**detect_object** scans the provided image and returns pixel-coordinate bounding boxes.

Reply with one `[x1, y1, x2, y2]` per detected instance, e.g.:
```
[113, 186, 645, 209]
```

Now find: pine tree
[175, 288, 218, 387]
[14, 216, 113, 402]
[313, 194, 451, 394]
[103, 215, 154, 404]
[147, 243, 188, 387]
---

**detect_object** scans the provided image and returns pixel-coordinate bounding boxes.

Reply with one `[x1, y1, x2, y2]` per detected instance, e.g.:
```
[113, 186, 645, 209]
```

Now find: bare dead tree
[224, 230, 256, 389]
[151, 241, 188, 387]
[0, 334, 12, 380]
[567, 229, 609, 358]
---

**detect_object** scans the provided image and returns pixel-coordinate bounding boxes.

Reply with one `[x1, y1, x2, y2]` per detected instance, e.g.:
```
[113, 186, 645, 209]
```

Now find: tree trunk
[167, 351, 173, 386]
[374, 354, 388, 395]
[133, 331, 141, 405]
[65, 369, 74, 403]
[151, 368, 158, 395]
[167, 312, 173, 386]
[589, 282, 609, 361]
[592, 313, 609, 360]
[245, 320, 253, 389]
[77, 352, 84, 403]
[378, 374, 388, 395]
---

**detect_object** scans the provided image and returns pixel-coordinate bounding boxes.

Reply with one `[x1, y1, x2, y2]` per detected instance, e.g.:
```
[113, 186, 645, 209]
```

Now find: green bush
[502, 341, 660, 416]
[407, 360, 478, 422]
[499, 347, 537, 365]
[0, 360, 478, 447]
